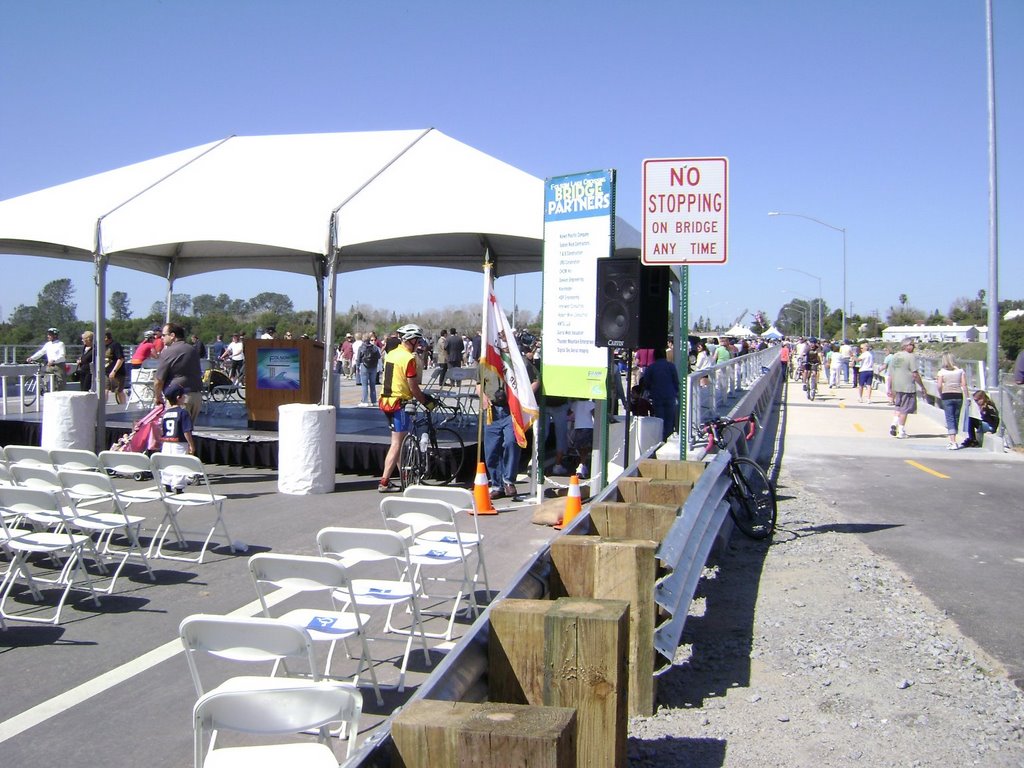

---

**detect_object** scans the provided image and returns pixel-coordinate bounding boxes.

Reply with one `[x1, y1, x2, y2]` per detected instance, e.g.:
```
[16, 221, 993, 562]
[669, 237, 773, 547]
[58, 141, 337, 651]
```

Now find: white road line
[0, 589, 296, 744]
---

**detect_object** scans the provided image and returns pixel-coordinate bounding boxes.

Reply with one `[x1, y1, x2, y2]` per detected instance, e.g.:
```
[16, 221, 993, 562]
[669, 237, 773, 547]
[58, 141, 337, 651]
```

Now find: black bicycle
[697, 414, 777, 539]
[398, 403, 467, 488]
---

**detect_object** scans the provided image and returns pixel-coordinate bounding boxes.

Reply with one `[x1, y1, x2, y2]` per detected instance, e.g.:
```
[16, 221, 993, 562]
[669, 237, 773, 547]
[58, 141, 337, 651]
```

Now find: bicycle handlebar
[698, 413, 758, 452]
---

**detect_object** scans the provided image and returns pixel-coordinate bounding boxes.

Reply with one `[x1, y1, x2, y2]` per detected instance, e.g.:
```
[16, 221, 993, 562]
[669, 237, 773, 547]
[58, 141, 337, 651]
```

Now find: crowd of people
[780, 334, 1002, 450]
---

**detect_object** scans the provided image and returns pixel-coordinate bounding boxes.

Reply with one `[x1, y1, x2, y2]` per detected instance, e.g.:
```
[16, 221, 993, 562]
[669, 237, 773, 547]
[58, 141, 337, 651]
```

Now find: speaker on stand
[594, 257, 671, 464]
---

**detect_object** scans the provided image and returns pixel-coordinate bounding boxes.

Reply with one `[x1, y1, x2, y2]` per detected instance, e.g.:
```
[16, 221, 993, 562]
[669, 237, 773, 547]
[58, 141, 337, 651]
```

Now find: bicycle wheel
[727, 457, 777, 540]
[421, 427, 466, 486]
[398, 432, 424, 489]
[22, 375, 38, 408]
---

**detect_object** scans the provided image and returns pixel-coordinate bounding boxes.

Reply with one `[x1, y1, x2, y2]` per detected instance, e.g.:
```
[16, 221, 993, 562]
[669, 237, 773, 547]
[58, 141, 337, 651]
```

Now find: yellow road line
[839, 401, 846, 409]
[905, 460, 950, 479]
[852, 423, 865, 433]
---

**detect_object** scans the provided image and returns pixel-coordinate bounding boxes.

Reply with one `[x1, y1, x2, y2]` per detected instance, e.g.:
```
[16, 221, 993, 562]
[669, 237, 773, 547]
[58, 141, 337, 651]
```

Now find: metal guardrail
[653, 450, 731, 662]
[686, 347, 781, 451]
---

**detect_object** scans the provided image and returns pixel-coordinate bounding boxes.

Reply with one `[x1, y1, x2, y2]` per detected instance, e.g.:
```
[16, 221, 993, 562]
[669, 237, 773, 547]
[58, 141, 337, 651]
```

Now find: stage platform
[0, 376, 480, 479]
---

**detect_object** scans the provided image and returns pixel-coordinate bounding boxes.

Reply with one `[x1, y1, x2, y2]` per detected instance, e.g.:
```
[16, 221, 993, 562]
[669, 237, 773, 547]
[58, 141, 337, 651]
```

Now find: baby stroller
[110, 403, 165, 456]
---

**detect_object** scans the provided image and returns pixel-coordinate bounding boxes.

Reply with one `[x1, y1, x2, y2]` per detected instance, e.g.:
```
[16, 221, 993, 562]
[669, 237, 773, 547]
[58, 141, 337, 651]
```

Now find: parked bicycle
[21, 361, 57, 408]
[696, 414, 777, 539]
[398, 402, 467, 488]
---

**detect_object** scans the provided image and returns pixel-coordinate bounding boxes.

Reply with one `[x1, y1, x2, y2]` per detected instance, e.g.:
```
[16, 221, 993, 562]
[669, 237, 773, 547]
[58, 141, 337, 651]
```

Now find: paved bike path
[778, 377, 1024, 687]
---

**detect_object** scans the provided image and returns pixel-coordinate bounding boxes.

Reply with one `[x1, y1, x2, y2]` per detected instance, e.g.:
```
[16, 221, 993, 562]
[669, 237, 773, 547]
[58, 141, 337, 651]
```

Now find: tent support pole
[321, 214, 340, 406]
[93, 221, 108, 453]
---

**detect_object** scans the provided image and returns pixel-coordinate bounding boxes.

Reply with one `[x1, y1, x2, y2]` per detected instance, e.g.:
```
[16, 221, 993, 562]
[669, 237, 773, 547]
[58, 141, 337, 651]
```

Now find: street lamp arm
[768, 211, 845, 234]
[777, 265, 822, 281]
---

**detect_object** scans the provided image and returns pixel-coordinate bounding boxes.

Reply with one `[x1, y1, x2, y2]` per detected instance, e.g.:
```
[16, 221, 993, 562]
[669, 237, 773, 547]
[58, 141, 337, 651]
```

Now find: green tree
[109, 290, 132, 320]
[1001, 318, 1024, 361]
[36, 278, 78, 331]
[249, 292, 293, 315]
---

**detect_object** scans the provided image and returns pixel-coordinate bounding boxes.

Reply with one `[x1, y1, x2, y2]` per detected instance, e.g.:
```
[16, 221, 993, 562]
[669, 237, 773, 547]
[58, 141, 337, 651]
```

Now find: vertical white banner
[541, 170, 614, 399]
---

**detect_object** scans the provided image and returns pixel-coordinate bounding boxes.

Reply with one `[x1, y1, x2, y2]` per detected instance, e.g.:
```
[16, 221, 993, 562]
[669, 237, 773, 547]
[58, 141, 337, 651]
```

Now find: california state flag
[482, 279, 538, 448]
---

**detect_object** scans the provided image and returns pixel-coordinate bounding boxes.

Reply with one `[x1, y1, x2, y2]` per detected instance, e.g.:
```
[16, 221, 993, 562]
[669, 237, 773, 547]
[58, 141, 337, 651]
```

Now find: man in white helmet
[376, 324, 439, 492]
[27, 327, 67, 390]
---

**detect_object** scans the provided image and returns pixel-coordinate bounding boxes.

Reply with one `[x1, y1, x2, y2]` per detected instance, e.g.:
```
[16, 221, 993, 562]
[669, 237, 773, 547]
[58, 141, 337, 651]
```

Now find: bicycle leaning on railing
[696, 414, 778, 539]
[398, 402, 467, 488]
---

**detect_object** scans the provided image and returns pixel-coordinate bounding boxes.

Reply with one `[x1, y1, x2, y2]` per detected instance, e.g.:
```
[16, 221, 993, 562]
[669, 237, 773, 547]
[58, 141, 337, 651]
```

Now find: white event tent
[0, 128, 640, 448]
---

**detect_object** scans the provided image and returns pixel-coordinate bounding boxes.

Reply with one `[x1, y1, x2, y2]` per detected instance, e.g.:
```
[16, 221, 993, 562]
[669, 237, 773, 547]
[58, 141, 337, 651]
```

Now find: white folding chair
[402, 485, 490, 596]
[380, 496, 480, 641]
[0, 463, 15, 487]
[97, 451, 164, 505]
[316, 527, 430, 690]
[49, 448, 102, 473]
[149, 454, 231, 563]
[4, 445, 52, 469]
[193, 681, 362, 768]
[249, 553, 382, 705]
[10, 463, 63, 496]
[0, 487, 102, 625]
[179, 613, 321, 697]
[57, 469, 155, 591]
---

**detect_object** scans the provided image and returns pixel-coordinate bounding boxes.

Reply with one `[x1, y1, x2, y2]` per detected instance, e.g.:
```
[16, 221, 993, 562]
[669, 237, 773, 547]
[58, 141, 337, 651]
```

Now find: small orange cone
[471, 462, 498, 515]
[554, 474, 582, 530]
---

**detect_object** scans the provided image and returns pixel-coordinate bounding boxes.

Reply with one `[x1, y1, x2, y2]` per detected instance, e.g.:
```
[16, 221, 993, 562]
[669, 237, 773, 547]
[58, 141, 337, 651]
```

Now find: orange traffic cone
[471, 462, 497, 515]
[554, 474, 582, 530]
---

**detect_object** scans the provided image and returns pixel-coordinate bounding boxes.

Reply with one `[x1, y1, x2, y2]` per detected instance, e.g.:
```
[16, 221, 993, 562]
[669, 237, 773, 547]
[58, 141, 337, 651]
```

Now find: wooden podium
[244, 338, 326, 429]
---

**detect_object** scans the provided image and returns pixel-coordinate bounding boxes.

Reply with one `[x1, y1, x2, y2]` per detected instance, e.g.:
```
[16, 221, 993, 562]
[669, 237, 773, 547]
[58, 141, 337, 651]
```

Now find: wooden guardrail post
[614, 459, 705, 507]
[392, 700, 577, 768]
[588, 501, 678, 542]
[549, 536, 658, 717]
[489, 597, 629, 768]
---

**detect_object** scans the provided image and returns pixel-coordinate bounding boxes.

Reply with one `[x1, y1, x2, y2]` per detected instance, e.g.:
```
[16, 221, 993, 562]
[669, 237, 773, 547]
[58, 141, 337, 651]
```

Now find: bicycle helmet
[397, 323, 424, 341]
[46, 327, 59, 336]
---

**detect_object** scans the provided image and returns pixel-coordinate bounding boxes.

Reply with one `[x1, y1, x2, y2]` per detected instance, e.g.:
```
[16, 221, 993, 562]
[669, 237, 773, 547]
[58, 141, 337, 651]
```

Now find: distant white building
[882, 324, 980, 343]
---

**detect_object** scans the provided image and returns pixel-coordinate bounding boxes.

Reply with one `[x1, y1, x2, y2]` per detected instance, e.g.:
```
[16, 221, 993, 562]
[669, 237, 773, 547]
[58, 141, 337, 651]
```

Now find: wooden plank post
[490, 598, 630, 768]
[392, 700, 577, 768]
[549, 536, 658, 717]
[588, 501, 678, 542]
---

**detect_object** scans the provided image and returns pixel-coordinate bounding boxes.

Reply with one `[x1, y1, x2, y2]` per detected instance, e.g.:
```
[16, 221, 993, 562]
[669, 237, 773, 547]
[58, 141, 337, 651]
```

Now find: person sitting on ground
[629, 384, 653, 416]
[962, 390, 999, 448]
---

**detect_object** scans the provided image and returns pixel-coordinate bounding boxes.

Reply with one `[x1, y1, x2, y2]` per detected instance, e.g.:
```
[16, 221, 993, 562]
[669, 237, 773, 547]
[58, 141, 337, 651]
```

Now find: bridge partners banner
[541, 170, 615, 399]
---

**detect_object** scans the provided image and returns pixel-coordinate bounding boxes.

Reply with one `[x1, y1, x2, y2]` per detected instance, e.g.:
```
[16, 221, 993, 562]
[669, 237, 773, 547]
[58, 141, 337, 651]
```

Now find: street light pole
[777, 266, 822, 339]
[769, 212, 847, 341]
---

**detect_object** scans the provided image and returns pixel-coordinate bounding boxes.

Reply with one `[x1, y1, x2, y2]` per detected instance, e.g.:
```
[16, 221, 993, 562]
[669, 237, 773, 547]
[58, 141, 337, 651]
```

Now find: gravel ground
[628, 467, 1024, 767]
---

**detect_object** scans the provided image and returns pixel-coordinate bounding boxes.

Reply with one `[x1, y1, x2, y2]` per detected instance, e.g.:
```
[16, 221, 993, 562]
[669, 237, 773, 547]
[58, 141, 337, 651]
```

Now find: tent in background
[0, 128, 640, 448]
[723, 324, 755, 338]
[761, 326, 784, 340]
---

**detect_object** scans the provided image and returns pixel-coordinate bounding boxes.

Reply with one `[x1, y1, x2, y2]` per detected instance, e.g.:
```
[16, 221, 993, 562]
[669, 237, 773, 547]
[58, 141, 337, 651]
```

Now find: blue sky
[1, 0, 1020, 330]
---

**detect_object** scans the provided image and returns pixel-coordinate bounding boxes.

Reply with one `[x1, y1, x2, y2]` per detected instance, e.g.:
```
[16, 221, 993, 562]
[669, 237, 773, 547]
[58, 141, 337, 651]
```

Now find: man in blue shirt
[640, 348, 680, 441]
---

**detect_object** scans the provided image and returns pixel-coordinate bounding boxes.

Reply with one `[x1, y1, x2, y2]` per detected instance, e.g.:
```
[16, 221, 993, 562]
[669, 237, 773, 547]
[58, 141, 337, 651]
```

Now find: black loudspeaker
[594, 257, 670, 349]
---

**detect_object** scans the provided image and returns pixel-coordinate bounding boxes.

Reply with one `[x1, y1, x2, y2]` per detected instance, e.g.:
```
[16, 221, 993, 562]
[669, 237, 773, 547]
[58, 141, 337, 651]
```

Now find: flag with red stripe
[482, 278, 538, 448]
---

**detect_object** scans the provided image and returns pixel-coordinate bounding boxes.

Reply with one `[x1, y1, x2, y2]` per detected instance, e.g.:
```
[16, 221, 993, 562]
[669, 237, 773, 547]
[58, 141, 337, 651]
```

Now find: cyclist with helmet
[376, 324, 440, 493]
[27, 327, 67, 391]
[802, 337, 822, 393]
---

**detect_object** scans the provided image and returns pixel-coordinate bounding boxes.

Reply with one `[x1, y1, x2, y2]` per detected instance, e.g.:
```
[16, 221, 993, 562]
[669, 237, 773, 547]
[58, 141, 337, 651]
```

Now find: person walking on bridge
[887, 337, 925, 439]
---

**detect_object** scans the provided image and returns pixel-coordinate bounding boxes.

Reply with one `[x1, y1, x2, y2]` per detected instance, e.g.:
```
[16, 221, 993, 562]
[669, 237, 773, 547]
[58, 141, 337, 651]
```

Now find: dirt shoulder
[628, 467, 1024, 767]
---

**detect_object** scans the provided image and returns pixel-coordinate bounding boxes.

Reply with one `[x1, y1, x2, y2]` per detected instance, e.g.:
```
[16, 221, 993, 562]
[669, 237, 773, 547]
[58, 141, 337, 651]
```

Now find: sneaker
[552, 464, 569, 475]
[489, 486, 505, 500]
[377, 481, 399, 493]
[946, 443, 958, 450]
[577, 464, 589, 479]
[897, 429, 907, 439]
[889, 425, 898, 437]
[503, 483, 518, 498]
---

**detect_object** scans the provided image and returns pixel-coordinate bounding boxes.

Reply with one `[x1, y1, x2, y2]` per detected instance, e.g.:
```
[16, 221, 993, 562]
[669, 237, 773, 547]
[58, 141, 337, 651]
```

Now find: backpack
[360, 343, 380, 368]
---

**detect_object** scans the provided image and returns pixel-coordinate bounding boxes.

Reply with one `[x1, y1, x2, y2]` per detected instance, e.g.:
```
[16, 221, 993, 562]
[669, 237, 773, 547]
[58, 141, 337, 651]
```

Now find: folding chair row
[1, 445, 104, 473]
[6, 453, 232, 565]
[181, 528, 435, 719]
[381, 487, 491, 641]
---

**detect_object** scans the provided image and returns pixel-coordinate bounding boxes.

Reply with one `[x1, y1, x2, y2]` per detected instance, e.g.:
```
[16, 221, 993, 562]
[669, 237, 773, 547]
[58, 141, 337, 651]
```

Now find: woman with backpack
[358, 332, 381, 406]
